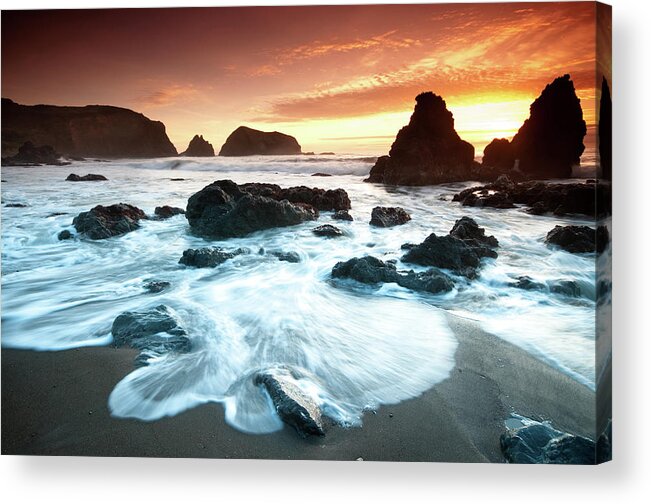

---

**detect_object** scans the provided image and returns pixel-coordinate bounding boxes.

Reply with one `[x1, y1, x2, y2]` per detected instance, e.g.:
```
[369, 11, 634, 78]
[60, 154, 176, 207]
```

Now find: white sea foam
[1, 156, 601, 432]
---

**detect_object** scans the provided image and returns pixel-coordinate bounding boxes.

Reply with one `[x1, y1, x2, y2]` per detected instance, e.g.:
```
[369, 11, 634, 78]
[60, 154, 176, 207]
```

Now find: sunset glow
[1, 3, 599, 155]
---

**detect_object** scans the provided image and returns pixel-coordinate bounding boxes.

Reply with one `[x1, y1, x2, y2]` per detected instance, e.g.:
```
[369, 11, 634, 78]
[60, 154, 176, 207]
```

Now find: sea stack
[181, 134, 215, 156]
[1, 98, 177, 158]
[365, 92, 475, 185]
[599, 77, 612, 180]
[218, 126, 301, 156]
[509, 74, 587, 179]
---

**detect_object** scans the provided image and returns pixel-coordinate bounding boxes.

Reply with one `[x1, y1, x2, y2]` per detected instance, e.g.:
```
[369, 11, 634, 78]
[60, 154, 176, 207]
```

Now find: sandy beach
[1, 313, 595, 462]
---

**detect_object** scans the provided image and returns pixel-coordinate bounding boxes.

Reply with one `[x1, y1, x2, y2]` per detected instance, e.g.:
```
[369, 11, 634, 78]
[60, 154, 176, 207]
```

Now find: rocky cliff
[218, 126, 301, 156]
[181, 134, 215, 156]
[1, 98, 177, 158]
[365, 92, 475, 185]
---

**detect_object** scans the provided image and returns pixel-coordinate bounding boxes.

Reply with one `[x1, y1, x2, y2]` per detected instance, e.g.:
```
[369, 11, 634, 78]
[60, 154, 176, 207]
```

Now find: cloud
[134, 84, 198, 107]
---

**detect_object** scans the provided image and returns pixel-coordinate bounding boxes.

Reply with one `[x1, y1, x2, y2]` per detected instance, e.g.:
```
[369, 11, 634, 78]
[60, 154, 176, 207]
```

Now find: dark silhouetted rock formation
[453, 178, 611, 217]
[218, 126, 301, 156]
[482, 138, 515, 171]
[1, 141, 66, 166]
[510, 75, 587, 179]
[185, 180, 319, 239]
[254, 370, 325, 437]
[312, 224, 343, 237]
[1, 98, 177, 158]
[369, 206, 411, 227]
[545, 225, 609, 254]
[331, 256, 454, 294]
[154, 205, 185, 219]
[73, 203, 146, 239]
[401, 217, 498, 278]
[179, 247, 249, 268]
[599, 77, 612, 180]
[66, 173, 108, 181]
[181, 134, 215, 157]
[111, 305, 190, 367]
[365, 92, 475, 185]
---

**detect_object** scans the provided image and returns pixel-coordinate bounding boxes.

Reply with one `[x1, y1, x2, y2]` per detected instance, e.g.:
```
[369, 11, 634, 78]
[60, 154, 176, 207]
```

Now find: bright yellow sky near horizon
[2, 3, 600, 155]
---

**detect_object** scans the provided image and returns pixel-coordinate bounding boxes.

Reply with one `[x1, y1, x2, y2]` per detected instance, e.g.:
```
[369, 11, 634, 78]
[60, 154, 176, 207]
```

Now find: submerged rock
[154, 205, 185, 219]
[401, 217, 498, 279]
[179, 247, 248, 268]
[73, 203, 146, 239]
[271, 251, 301, 263]
[332, 209, 353, 221]
[1, 141, 66, 166]
[254, 370, 325, 437]
[4, 202, 27, 208]
[545, 225, 609, 254]
[510, 75, 587, 179]
[365, 92, 475, 185]
[311, 172, 332, 177]
[186, 180, 318, 239]
[219, 126, 301, 156]
[57, 230, 73, 240]
[369, 206, 411, 227]
[181, 134, 215, 156]
[500, 417, 597, 464]
[66, 173, 108, 181]
[144, 280, 171, 293]
[312, 224, 344, 237]
[331, 256, 454, 294]
[111, 305, 191, 366]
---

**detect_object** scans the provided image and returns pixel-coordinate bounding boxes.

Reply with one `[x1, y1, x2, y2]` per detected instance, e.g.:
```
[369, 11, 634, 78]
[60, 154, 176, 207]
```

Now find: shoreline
[1, 313, 594, 462]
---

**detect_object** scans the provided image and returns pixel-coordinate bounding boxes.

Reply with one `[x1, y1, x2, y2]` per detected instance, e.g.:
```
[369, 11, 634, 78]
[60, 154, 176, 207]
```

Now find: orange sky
[1, 3, 600, 155]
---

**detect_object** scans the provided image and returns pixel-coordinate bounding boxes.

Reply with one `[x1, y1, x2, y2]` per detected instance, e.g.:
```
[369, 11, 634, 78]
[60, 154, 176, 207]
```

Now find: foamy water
[1, 155, 602, 432]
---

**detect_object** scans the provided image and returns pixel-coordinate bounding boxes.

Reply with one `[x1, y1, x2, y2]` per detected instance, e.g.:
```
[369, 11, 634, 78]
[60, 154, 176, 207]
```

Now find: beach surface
[1, 313, 595, 462]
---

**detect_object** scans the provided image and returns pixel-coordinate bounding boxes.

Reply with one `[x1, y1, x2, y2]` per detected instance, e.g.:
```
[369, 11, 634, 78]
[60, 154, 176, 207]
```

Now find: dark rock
[186, 180, 319, 239]
[144, 281, 171, 293]
[240, 183, 350, 211]
[550, 280, 581, 297]
[311, 172, 332, 177]
[111, 305, 190, 367]
[66, 173, 108, 181]
[332, 209, 353, 221]
[303, 152, 315, 156]
[482, 138, 515, 171]
[179, 247, 248, 268]
[254, 370, 325, 437]
[1, 141, 65, 166]
[453, 180, 611, 218]
[599, 78, 612, 180]
[1, 98, 177, 158]
[57, 230, 73, 240]
[365, 92, 475, 185]
[170, 178, 186, 181]
[312, 224, 343, 237]
[181, 134, 215, 156]
[369, 206, 411, 227]
[545, 225, 609, 254]
[319, 152, 335, 155]
[500, 417, 597, 464]
[510, 75, 587, 179]
[154, 205, 185, 219]
[401, 217, 498, 278]
[4, 202, 27, 208]
[511, 276, 545, 291]
[72, 203, 146, 240]
[271, 251, 301, 263]
[331, 256, 454, 294]
[219, 126, 301, 156]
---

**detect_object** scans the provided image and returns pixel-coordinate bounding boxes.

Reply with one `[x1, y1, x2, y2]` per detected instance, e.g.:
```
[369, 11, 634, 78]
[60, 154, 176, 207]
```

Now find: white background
[1, 0, 649, 502]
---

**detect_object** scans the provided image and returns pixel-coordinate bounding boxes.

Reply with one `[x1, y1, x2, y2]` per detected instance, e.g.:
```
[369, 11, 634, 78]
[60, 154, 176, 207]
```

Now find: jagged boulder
[185, 180, 319, 239]
[312, 224, 343, 237]
[1, 141, 65, 166]
[154, 205, 185, 219]
[179, 247, 249, 268]
[66, 173, 108, 181]
[369, 206, 411, 227]
[240, 183, 350, 211]
[545, 225, 609, 254]
[219, 126, 301, 156]
[510, 75, 587, 178]
[482, 138, 515, 171]
[181, 134, 215, 156]
[365, 92, 475, 185]
[332, 209, 353, 221]
[73, 203, 146, 239]
[401, 217, 498, 278]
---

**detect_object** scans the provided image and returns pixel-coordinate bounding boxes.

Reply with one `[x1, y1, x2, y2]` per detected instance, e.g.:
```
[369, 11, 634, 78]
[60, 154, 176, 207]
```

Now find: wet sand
[1, 313, 595, 462]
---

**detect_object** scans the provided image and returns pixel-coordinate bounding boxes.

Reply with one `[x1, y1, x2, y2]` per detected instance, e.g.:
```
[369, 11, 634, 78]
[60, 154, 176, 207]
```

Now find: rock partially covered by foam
[179, 246, 249, 268]
[219, 126, 301, 156]
[369, 206, 411, 227]
[545, 225, 609, 254]
[181, 134, 215, 157]
[254, 370, 325, 437]
[66, 173, 108, 181]
[186, 180, 319, 239]
[365, 92, 475, 185]
[401, 217, 498, 279]
[510, 75, 587, 179]
[111, 305, 191, 367]
[73, 203, 146, 239]
[154, 205, 185, 219]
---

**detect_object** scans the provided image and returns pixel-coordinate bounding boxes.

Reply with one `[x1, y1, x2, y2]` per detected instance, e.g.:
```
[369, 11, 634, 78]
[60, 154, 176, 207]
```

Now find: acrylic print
[1, 2, 612, 463]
